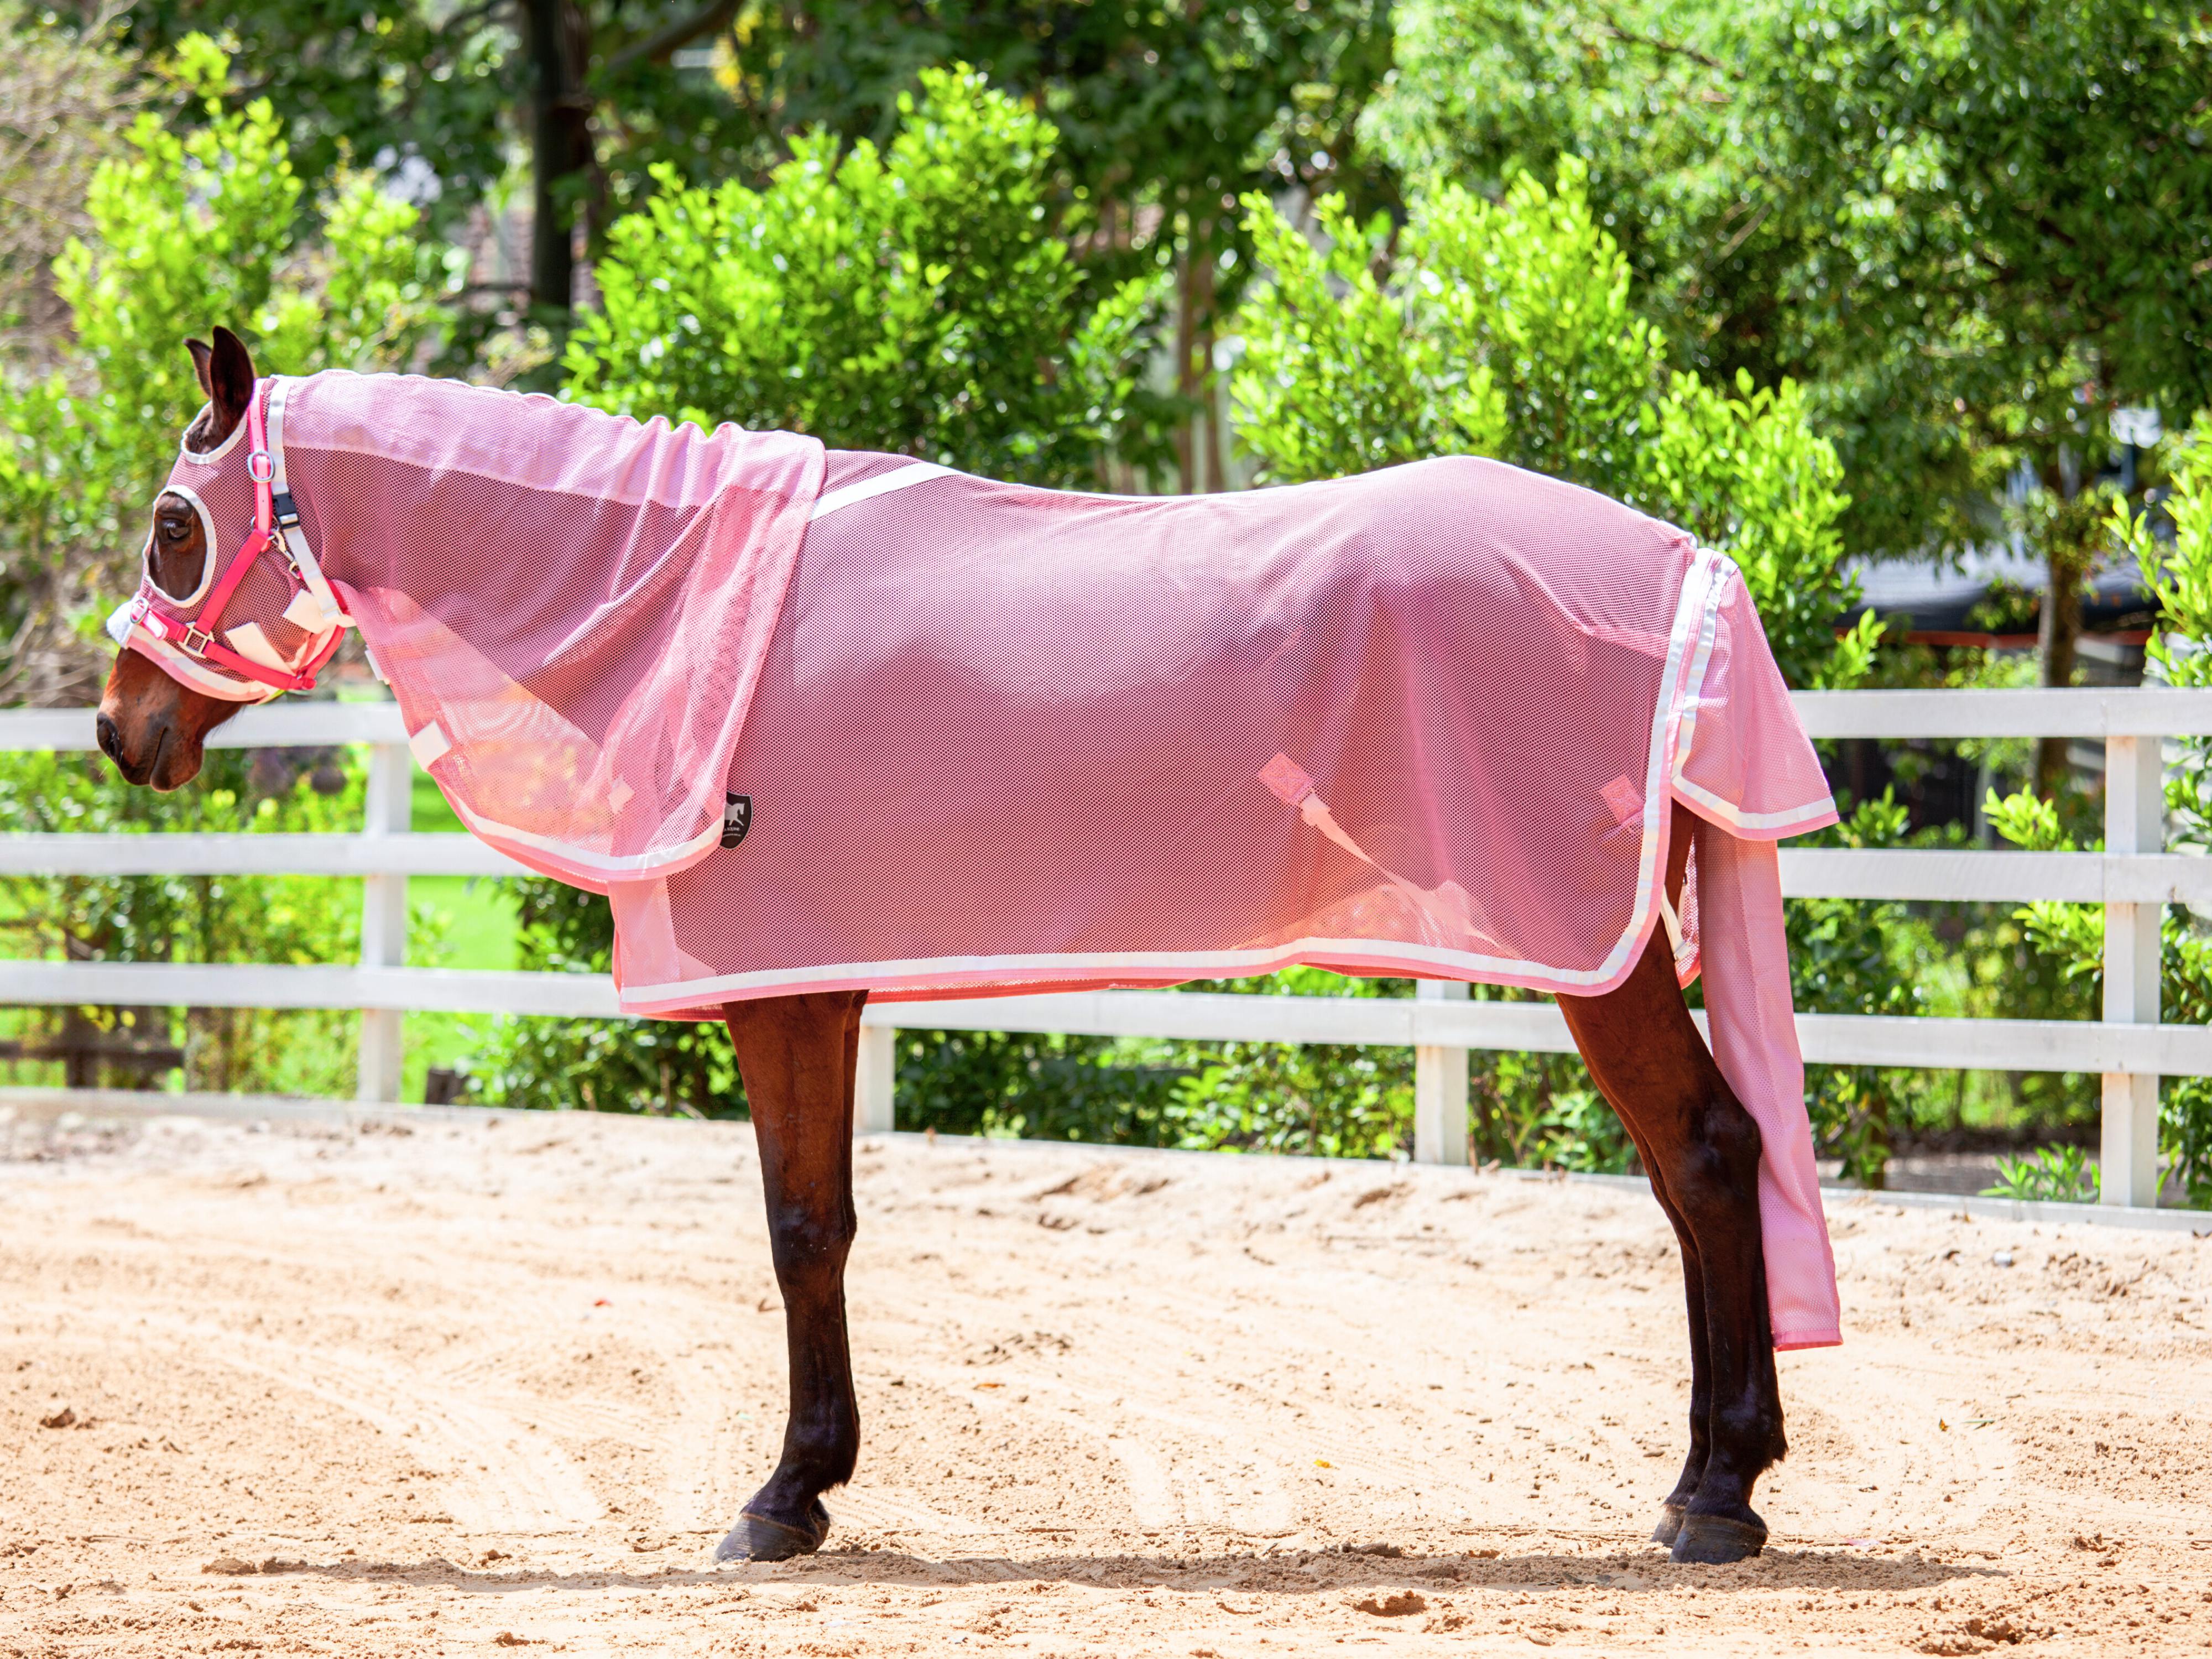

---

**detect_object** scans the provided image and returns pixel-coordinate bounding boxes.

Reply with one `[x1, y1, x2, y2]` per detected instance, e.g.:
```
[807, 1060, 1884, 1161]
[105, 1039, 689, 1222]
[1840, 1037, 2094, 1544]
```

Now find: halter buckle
[181, 624, 212, 655]
[246, 450, 275, 483]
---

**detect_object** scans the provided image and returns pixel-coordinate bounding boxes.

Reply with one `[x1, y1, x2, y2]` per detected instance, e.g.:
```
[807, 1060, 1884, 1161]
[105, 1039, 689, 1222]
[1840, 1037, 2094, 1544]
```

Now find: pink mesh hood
[275, 372, 824, 887]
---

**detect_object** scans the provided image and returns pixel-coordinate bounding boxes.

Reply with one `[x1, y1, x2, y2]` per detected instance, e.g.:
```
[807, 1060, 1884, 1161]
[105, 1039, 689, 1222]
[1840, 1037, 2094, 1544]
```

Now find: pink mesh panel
[285, 372, 819, 885]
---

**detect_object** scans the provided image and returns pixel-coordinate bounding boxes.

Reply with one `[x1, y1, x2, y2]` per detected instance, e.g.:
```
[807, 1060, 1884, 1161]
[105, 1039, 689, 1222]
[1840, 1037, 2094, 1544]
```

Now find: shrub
[1233, 161, 1875, 691]
[565, 65, 1157, 487]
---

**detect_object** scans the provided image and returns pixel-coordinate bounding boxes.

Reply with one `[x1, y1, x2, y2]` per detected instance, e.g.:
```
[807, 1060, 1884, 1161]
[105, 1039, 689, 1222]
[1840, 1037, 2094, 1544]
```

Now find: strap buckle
[181, 624, 212, 655]
[272, 489, 300, 528]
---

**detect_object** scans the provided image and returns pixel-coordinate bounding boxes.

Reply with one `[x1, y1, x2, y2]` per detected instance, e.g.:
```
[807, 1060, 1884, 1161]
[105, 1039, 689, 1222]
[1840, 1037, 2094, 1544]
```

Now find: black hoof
[1669, 1511, 1766, 1564]
[714, 1499, 831, 1562]
[1650, 1503, 1686, 1547]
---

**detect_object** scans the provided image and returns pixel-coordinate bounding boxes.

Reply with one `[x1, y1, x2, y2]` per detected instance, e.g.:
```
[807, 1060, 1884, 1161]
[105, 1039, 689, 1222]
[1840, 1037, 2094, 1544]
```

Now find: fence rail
[1, 692, 2201, 1207]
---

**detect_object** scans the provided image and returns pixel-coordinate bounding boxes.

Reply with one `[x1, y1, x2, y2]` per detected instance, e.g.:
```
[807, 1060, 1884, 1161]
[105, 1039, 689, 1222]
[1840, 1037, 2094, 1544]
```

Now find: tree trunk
[522, 0, 593, 315]
[1175, 218, 1224, 494]
[2034, 551, 2085, 796]
[2034, 447, 2091, 799]
[1173, 231, 1197, 493]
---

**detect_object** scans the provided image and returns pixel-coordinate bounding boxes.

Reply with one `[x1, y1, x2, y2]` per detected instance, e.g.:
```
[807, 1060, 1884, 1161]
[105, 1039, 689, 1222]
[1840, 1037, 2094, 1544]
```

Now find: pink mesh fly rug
[124, 371, 1844, 1348]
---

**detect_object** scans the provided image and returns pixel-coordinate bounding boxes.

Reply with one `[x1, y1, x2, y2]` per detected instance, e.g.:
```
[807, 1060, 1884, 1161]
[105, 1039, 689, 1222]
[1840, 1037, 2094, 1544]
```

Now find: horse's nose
[95, 710, 123, 766]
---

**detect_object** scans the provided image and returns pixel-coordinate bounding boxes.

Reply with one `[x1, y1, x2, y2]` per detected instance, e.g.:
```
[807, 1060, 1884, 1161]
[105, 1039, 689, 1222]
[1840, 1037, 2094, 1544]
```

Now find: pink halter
[118, 378, 349, 700]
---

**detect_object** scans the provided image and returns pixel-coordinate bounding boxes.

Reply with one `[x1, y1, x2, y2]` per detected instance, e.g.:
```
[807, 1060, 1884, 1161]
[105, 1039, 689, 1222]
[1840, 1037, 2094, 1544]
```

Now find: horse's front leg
[716, 989, 868, 1562]
[1557, 804, 1783, 1565]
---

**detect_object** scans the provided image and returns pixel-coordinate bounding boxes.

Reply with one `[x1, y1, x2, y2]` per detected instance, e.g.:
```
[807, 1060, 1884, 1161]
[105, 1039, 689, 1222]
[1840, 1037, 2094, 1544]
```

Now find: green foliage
[0, 35, 457, 703]
[1985, 637, 2212, 1207]
[0, 745, 443, 1096]
[1151, 969, 1416, 1161]
[457, 877, 735, 1117]
[117, 0, 512, 241]
[894, 1030, 1184, 1145]
[566, 67, 1156, 486]
[1363, 0, 2212, 568]
[2107, 413, 2212, 1206]
[1232, 193, 1506, 481]
[1786, 792, 1930, 1187]
[1234, 163, 1872, 690]
[1643, 371, 1878, 691]
[2125, 414, 2212, 852]
[1983, 1143, 2098, 1205]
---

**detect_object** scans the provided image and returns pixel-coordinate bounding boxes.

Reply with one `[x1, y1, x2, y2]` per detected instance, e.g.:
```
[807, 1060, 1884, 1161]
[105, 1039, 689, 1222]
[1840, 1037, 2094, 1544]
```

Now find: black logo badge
[721, 792, 752, 849]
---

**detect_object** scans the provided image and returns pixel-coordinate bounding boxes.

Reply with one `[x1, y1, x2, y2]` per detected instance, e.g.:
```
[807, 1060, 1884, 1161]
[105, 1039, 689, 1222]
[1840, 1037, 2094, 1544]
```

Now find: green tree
[0, 34, 457, 706]
[1234, 162, 1873, 690]
[1365, 0, 2212, 770]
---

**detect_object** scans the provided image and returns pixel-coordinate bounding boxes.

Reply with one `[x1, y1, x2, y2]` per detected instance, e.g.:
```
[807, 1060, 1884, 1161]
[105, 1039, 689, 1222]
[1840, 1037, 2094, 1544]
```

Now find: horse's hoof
[1668, 1511, 1766, 1564]
[714, 1499, 831, 1562]
[1650, 1503, 1686, 1547]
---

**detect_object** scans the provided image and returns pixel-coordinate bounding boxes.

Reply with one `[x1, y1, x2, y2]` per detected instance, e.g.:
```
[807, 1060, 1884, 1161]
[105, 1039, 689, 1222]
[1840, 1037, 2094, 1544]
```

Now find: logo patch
[721, 792, 752, 849]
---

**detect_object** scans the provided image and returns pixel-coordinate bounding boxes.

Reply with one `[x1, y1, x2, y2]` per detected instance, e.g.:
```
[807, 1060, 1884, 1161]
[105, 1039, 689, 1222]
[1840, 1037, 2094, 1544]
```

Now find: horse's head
[97, 326, 347, 789]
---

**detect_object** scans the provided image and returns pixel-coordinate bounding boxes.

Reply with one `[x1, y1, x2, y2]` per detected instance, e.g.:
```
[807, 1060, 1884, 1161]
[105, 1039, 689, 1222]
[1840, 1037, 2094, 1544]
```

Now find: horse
[95, 325, 1838, 1567]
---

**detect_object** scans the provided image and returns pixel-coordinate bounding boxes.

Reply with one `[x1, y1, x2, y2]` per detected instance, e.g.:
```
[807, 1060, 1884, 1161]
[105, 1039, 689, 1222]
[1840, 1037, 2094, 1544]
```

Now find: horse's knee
[1668, 1092, 1761, 1208]
[766, 1204, 856, 1280]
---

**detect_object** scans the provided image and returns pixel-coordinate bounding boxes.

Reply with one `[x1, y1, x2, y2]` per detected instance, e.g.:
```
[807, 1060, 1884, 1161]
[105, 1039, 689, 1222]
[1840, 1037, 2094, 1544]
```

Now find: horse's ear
[207, 326, 257, 437]
[186, 338, 215, 398]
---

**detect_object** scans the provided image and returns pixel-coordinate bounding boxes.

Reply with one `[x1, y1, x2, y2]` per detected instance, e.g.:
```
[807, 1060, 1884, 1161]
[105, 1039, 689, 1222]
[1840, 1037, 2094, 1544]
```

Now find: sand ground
[1, 1104, 2208, 1656]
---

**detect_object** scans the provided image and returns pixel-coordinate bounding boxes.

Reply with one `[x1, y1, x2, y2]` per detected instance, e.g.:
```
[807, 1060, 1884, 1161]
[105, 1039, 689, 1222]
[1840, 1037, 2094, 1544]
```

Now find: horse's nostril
[95, 711, 122, 764]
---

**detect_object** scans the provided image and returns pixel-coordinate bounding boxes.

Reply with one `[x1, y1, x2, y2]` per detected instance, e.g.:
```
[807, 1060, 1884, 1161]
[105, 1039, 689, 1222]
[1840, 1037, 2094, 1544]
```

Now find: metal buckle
[181, 625, 212, 655]
[246, 450, 275, 483]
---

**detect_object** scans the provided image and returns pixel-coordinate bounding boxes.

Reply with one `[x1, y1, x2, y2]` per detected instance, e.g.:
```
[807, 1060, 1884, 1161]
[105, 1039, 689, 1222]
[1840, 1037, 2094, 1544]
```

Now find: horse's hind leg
[715, 989, 868, 1562]
[1556, 803, 1784, 1565]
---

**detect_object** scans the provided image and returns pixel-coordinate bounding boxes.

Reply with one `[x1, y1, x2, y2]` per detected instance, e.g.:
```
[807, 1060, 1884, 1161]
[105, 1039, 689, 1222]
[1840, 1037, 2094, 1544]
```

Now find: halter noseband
[121, 378, 351, 698]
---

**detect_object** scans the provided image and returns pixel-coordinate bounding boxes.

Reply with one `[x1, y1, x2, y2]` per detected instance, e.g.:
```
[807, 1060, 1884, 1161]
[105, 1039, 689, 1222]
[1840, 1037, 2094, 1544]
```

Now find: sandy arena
[1, 1103, 2208, 1656]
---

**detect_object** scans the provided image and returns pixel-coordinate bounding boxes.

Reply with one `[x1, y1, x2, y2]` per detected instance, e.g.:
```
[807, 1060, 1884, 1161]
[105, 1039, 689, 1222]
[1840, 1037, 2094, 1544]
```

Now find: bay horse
[95, 327, 1813, 1566]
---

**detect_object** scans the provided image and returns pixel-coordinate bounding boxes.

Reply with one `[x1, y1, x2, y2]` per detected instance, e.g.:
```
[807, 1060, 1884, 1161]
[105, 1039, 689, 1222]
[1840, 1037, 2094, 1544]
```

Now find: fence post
[357, 740, 411, 1103]
[855, 1023, 896, 1134]
[2101, 733, 2163, 1207]
[1413, 980, 1471, 1165]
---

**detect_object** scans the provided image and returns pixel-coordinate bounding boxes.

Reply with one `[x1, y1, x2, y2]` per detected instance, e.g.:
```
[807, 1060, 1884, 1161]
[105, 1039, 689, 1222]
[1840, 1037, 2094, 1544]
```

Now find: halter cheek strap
[127, 378, 351, 696]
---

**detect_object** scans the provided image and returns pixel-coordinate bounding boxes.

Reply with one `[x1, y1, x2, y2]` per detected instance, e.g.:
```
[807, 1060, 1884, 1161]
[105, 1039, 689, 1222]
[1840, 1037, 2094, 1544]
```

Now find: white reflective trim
[808, 462, 954, 521]
[453, 795, 723, 877]
[122, 628, 277, 703]
[143, 484, 221, 608]
[408, 721, 452, 769]
[178, 400, 249, 465]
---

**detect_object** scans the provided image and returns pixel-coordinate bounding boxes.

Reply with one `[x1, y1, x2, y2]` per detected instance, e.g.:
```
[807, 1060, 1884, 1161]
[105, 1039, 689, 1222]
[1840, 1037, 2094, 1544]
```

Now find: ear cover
[205, 327, 257, 445]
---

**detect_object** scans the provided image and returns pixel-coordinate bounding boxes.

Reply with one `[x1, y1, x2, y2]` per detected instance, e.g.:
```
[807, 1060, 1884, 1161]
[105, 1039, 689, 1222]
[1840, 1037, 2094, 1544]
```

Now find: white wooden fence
[4, 690, 2211, 1208]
